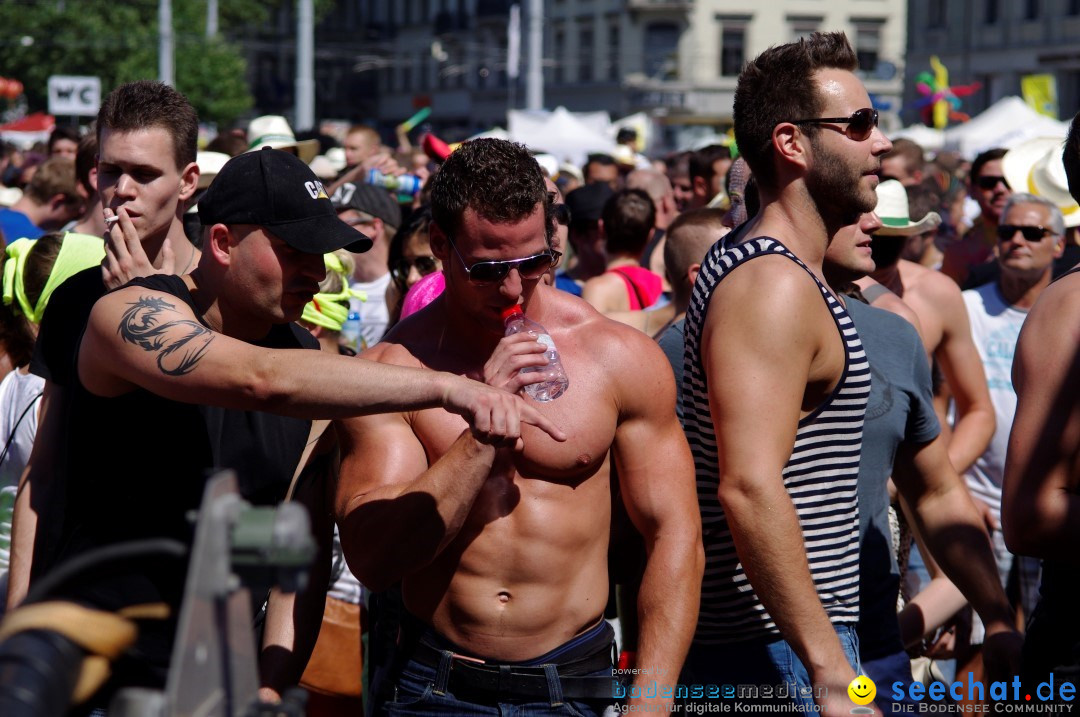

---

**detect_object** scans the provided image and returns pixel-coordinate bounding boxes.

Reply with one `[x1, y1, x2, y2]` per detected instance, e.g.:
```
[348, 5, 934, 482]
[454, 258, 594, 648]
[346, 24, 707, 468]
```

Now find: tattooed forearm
[118, 296, 215, 376]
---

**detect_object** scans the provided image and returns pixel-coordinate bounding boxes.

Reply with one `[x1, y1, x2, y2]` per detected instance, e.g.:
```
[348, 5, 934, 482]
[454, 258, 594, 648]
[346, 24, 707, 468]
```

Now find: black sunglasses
[791, 107, 879, 141]
[392, 255, 440, 281]
[976, 175, 1010, 191]
[448, 241, 559, 284]
[996, 224, 1052, 242]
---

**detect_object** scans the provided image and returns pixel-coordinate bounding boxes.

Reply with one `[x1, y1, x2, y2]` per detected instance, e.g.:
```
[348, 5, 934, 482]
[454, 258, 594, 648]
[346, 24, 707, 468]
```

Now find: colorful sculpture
[912, 56, 980, 129]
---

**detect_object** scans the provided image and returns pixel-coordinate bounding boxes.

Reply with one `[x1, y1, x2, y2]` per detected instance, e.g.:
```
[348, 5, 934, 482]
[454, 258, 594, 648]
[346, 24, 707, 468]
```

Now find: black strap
[611, 267, 648, 310]
[0, 389, 43, 468]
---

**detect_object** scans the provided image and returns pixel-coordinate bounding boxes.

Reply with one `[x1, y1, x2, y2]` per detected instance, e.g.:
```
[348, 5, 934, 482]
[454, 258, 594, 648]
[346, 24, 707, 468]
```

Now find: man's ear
[429, 221, 450, 262]
[178, 161, 199, 203]
[206, 223, 233, 266]
[687, 262, 701, 288]
[772, 123, 807, 171]
[1052, 235, 1067, 259]
[88, 166, 98, 193]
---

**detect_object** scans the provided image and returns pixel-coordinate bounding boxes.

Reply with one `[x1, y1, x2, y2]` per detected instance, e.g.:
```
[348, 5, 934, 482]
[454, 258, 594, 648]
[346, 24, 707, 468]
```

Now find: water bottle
[366, 169, 423, 197]
[501, 305, 569, 402]
[341, 311, 362, 352]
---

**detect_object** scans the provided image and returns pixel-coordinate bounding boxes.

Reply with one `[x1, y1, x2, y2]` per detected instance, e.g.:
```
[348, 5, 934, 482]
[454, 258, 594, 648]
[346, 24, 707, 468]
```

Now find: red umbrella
[0, 112, 55, 133]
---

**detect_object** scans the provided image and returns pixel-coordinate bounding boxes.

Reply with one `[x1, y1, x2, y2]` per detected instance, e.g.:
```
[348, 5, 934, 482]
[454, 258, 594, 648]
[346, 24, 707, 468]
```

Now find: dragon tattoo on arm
[118, 296, 216, 376]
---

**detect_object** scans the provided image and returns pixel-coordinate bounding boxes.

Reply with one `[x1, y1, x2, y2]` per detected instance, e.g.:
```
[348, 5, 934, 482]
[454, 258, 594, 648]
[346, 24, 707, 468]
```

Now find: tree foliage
[0, 0, 323, 127]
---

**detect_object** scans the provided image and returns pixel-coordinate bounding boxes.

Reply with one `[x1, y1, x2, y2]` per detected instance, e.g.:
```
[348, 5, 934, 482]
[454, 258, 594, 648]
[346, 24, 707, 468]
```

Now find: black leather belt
[409, 638, 615, 701]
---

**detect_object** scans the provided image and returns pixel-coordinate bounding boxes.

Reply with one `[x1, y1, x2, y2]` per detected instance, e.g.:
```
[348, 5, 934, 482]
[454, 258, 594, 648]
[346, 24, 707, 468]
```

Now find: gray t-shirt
[656, 318, 686, 421]
[847, 298, 940, 660]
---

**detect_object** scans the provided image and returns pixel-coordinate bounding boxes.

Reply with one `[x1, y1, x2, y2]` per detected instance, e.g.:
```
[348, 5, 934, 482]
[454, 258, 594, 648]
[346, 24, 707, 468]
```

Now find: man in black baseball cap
[201, 147, 373, 254]
[329, 180, 401, 344]
[33, 148, 564, 703]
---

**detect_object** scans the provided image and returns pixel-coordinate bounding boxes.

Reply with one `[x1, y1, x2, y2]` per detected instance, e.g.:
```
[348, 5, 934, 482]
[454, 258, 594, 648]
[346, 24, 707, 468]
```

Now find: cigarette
[105, 216, 119, 229]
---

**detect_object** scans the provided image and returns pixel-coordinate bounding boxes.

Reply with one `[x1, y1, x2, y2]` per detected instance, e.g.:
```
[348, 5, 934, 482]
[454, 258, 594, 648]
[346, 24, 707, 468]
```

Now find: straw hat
[246, 115, 320, 164]
[874, 179, 942, 236]
[196, 151, 232, 190]
[1002, 136, 1080, 228]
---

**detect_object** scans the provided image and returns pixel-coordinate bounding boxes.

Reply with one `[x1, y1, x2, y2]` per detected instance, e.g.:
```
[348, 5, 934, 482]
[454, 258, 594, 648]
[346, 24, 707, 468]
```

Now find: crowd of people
[0, 29, 1076, 717]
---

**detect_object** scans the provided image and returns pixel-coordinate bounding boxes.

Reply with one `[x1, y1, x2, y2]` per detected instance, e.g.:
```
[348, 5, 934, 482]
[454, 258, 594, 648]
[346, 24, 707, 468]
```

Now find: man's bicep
[334, 412, 429, 517]
[79, 288, 262, 404]
[703, 297, 808, 484]
[611, 339, 695, 533]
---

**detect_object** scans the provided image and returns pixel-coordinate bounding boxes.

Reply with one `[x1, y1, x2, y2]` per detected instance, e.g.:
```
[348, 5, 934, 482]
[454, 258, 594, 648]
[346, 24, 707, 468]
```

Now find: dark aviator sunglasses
[996, 224, 1052, 242]
[790, 107, 880, 141]
[448, 240, 561, 284]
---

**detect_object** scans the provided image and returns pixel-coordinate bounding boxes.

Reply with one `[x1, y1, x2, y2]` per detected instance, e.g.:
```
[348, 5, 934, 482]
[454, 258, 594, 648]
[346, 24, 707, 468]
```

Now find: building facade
[241, 0, 907, 152]
[905, 0, 1080, 125]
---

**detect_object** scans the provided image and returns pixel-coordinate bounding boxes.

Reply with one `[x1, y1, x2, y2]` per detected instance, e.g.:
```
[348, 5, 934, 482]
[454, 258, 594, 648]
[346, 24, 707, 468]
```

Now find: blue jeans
[862, 649, 919, 714]
[380, 651, 613, 716]
[680, 623, 860, 709]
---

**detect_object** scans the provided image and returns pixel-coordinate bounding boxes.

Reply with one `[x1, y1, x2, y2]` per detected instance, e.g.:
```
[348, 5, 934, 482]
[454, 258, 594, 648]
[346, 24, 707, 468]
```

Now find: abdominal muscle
[402, 464, 612, 661]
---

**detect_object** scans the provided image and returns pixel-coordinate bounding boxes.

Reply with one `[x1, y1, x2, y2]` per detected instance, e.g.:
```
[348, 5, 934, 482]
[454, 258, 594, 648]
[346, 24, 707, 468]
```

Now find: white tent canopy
[942, 96, 1070, 159]
[507, 106, 617, 168]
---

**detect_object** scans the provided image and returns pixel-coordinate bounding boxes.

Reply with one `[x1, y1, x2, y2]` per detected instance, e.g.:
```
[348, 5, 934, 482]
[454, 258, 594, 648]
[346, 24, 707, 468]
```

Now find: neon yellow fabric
[301, 252, 366, 332]
[3, 232, 104, 323]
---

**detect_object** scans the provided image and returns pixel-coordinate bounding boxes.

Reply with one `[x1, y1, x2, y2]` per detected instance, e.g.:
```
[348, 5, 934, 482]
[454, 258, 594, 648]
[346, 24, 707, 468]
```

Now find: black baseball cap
[198, 148, 372, 254]
[331, 182, 402, 229]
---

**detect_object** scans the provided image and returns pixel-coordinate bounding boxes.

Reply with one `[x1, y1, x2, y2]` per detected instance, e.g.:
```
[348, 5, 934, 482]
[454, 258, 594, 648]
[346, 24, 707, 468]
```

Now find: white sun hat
[874, 179, 942, 236]
[246, 115, 320, 164]
[1002, 136, 1080, 228]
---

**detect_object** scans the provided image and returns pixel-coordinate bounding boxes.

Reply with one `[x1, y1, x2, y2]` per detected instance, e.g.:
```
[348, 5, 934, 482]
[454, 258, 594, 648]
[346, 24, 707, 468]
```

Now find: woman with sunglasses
[385, 207, 443, 327]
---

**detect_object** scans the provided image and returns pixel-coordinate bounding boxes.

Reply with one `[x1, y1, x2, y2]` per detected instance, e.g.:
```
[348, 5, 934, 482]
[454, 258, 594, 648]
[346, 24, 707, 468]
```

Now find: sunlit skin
[335, 190, 702, 709]
[97, 127, 197, 262]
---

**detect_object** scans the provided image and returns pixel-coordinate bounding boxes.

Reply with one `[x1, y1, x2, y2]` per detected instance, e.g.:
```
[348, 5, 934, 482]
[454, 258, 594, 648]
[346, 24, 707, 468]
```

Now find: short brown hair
[97, 80, 198, 169]
[601, 188, 655, 256]
[429, 139, 552, 242]
[884, 138, 925, 177]
[734, 31, 858, 189]
[24, 157, 80, 206]
[75, 129, 98, 196]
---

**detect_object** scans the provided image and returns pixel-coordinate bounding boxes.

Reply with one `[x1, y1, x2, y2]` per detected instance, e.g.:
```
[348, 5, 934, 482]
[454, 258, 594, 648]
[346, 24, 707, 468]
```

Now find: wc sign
[48, 75, 101, 116]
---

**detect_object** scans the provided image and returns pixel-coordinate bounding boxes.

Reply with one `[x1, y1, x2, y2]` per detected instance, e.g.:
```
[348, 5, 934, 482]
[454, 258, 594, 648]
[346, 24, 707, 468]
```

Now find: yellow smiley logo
[848, 675, 876, 706]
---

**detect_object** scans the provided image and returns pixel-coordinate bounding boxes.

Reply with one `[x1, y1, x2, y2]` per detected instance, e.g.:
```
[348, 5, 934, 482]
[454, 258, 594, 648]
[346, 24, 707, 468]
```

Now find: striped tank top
[682, 235, 870, 644]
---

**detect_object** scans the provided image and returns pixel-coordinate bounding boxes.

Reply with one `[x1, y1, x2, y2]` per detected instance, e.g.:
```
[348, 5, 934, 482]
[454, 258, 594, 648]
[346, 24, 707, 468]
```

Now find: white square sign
[48, 75, 102, 116]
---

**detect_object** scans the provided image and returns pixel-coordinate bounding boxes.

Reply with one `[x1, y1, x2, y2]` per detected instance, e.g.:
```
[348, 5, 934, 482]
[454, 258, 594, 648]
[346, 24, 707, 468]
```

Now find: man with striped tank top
[681, 32, 888, 716]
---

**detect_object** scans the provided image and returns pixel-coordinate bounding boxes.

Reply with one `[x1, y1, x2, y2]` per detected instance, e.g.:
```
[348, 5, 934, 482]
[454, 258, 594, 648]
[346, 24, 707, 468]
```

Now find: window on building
[854, 21, 883, 75]
[927, 0, 946, 27]
[608, 20, 620, 82]
[579, 22, 594, 82]
[719, 23, 746, 77]
[788, 16, 821, 42]
[1025, 0, 1038, 19]
[403, 62, 412, 92]
[1071, 0, 1080, 16]
[985, 0, 999, 24]
[403, 0, 412, 24]
[644, 22, 680, 79]
[554, 26, 565, 84]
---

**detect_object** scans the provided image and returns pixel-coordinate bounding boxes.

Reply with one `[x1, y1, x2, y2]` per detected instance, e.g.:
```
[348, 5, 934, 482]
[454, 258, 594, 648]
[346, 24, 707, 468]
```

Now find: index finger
[518, 402, 566, 442]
